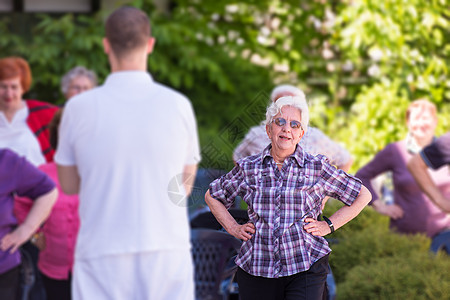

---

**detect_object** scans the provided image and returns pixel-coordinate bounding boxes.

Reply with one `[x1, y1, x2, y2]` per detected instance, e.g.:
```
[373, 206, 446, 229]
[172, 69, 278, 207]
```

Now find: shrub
[330, 223, 430, 284]
[337, 252, 450, 300]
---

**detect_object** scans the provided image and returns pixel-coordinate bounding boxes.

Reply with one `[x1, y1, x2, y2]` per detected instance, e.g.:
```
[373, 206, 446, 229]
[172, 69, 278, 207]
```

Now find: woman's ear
[299, 129, 305, 140]
[266, 124, 272, 139]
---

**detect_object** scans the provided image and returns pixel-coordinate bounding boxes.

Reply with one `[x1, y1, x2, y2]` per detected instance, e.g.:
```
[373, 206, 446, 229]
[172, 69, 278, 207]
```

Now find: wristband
[322, 216, 335, 233]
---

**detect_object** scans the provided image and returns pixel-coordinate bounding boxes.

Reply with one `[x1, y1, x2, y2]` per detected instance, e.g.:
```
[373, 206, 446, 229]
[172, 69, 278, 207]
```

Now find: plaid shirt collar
[261, 143, 305, 168]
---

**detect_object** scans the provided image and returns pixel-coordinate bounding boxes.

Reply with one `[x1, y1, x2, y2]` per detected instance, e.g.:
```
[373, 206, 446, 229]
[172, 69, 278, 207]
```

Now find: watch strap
[322, 215, 335, 233]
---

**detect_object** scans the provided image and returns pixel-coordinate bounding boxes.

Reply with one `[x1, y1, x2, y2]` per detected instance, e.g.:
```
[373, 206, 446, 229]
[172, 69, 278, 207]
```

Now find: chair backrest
[190, 209, 250, 230]
[191, 229, 242, 300]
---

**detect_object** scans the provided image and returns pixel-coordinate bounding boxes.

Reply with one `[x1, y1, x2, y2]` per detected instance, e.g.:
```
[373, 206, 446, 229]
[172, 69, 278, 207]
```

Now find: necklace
[271, 150, 285, 166]
[274, 160, 284, 166]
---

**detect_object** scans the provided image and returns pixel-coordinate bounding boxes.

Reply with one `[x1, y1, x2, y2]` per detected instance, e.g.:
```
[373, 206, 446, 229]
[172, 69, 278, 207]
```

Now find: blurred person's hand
[31, 232, 46, 251]
[372, 200, 404, 219]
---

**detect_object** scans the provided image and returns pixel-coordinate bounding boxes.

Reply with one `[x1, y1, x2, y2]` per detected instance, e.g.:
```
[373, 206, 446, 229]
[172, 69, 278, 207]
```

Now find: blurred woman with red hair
[0, 56, 58, 165]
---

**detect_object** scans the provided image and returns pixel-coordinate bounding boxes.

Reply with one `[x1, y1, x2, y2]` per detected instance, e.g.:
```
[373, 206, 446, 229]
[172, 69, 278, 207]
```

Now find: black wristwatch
[322, 216, 335, 233]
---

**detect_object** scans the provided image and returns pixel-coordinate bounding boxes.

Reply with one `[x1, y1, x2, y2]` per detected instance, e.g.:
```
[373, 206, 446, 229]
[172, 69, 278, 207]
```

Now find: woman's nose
[5, 88, 13, 97]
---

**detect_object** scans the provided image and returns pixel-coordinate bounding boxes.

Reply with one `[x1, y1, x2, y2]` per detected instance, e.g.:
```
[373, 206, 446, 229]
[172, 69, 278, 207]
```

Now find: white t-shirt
[55, 71, 201, 260]
[0, 105, 46, 166]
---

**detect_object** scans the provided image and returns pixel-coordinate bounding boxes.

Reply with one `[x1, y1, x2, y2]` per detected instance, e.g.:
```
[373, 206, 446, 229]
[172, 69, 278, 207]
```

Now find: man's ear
[146, 37, 156, 54]
[102, 38, 110, 54]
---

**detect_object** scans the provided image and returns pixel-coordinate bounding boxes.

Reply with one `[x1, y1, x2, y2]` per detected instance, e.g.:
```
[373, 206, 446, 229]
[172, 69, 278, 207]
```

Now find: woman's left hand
[303, 218, 331, 237]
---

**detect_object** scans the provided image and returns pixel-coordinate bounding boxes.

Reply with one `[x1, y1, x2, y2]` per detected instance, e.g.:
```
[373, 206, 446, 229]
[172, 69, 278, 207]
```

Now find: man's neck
[109, 52, 148, 73]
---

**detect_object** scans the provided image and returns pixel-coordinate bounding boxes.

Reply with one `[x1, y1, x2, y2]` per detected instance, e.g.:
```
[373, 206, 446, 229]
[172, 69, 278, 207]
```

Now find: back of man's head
[105, 6, 151, 59]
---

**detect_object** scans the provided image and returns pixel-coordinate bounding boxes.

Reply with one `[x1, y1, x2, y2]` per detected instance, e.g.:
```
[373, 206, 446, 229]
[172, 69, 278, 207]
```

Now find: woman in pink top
[15, 110, 80, 300]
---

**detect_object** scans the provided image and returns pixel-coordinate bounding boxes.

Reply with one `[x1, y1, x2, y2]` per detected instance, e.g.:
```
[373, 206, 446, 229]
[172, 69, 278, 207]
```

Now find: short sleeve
[421, 132, 450, 169]
[54, 101, 76, 166]
[183, 100, 201, 165]
[320, 157, 362, 206]
[209, 163, 246, 209]
[10, 151, 55, 199]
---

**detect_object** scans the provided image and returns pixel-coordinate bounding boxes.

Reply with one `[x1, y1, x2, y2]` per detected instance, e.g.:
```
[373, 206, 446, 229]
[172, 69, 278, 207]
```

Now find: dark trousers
[0, 266, 20, 300]
[42, 272, 72, 300]
[21, 242, 46, 300]
[237, 254, 329, 300]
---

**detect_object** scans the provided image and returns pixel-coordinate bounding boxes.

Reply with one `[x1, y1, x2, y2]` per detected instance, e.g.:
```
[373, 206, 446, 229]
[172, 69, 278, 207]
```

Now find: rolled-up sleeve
[321, 159, 362, 206]
[209, 163, 246, 209]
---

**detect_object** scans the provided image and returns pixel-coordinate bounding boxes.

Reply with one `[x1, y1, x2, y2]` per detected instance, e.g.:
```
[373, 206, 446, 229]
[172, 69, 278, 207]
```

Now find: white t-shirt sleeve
[54, 101, 76, 166]
[184, 100, 201, 165]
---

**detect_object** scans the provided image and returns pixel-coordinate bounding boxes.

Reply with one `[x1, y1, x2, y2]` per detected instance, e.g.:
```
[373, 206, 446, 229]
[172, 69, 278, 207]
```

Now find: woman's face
[266, 105, 304, 155]
[407, 107, 437, 140]
[0, 77, 24, 112]
[65, 76, 94, 100]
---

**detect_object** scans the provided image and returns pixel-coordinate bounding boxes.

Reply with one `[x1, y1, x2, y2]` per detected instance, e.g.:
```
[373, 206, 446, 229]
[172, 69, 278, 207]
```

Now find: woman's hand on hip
[303, 218, 331, 237]
[0, 225, 32, 254]
[230, 222, 255, 241]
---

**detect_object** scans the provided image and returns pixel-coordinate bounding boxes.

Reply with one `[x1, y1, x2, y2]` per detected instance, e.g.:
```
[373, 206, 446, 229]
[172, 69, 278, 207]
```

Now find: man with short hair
[55, 6, 200, 299]
[408, 132, 450, 213]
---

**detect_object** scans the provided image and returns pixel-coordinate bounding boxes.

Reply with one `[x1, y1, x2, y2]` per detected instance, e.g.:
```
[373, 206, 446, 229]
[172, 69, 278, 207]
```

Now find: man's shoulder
[153, 82, 190, 102]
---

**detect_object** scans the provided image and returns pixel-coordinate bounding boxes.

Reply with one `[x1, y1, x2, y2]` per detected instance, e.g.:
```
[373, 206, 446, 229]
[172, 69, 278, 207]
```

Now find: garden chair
[191, 229, 242, 300]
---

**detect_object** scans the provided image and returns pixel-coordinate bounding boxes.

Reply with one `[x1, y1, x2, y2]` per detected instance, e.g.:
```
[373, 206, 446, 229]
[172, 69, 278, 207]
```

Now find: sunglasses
[272, 117, 303, 130]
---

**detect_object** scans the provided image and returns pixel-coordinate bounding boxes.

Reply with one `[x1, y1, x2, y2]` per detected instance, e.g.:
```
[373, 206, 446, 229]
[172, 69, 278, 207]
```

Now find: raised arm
[408, 154, 450, 212]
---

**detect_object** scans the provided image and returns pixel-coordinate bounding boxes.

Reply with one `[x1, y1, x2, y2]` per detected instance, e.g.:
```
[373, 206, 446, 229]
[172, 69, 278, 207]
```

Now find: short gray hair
[270, 84, 306, 102]
[265, 95, 309, 131]
[61, 66, 97, 95]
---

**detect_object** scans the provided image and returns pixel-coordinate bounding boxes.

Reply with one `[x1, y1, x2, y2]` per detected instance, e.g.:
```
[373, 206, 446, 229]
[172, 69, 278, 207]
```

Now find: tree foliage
[0, 0, 449, 170]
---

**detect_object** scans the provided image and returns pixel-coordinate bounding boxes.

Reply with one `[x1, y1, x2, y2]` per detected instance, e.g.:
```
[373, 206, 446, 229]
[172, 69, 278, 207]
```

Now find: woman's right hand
[229, 222, 255, 241]
[373, 200, 404, 219]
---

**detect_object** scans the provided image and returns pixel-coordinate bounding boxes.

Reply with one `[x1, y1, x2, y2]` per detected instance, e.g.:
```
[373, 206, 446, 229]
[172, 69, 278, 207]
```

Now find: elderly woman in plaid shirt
[205, 95, 371, 300]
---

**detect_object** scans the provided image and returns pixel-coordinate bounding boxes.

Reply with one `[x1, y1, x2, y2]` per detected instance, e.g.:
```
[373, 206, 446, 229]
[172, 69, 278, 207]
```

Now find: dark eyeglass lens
[274, 118, 301, 129]
[290, 121, 301, 129]
[274, 118, 286, 126]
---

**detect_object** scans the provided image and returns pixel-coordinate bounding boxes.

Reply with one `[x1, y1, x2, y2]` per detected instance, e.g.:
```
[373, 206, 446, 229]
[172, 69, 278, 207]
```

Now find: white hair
[61, 66, 97, 95]
[265, 95, 309, 131]
[270, 84, 306, 102]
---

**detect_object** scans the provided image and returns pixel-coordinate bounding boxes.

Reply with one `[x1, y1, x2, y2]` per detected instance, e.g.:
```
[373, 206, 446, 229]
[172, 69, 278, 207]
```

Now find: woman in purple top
[205, 95, 371, 300]
[0, 149, 57, 300]
[356, 99, 450, 239]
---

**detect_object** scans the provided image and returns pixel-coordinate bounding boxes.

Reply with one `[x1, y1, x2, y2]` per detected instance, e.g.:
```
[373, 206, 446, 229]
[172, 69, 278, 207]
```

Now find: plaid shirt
[209, 145, 362, 278]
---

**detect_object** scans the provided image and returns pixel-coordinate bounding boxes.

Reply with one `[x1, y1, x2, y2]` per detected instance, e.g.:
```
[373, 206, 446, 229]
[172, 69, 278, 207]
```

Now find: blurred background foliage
[0, 0, 449, 171]
[324, 200, 450, 299]
[1, 0, 449, 297]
